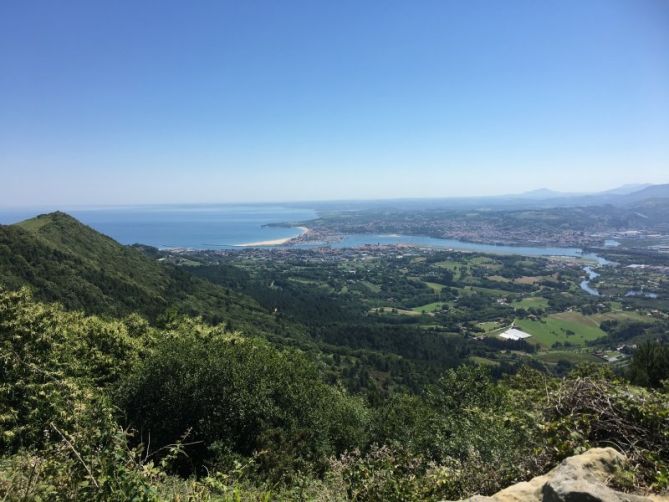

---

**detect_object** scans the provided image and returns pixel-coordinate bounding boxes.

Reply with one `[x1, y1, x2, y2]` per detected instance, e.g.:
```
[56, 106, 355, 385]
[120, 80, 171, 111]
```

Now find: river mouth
[297, 233, 607, 259]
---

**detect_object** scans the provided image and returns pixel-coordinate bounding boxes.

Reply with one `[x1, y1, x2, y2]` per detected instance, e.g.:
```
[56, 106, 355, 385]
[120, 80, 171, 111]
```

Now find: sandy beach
[236, 226, 308, 247]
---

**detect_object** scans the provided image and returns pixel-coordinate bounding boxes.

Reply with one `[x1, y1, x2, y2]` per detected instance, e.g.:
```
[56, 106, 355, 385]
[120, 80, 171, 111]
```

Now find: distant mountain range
[511, 188, 571, 199]
[513, 183, 656, 200]
[509, 183, 669, 208]
[601, 184, 654, 195]
[303, 183, 669, 211]
[512, 183, 656, 199]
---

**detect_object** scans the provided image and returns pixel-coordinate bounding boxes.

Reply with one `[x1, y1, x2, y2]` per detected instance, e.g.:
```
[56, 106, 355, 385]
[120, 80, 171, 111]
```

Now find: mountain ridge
[0, 212, 290, 337]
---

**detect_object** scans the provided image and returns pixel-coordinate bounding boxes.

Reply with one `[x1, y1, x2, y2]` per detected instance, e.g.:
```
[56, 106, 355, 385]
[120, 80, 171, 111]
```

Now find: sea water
[0, 204, 316, 249]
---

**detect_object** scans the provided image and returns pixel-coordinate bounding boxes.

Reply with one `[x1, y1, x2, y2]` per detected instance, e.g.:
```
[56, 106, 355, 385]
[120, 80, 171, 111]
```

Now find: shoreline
[236, 226, 308, 247]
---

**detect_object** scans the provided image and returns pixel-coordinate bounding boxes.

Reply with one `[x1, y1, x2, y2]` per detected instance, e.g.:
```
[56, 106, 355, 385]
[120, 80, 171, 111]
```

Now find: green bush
[628, 340, 669, 388]
[0, 287, 141, 451]
[0, 288, 156, 500]
[337, 366, 544, 500]
[119, 325, 369, 480]
[2, 286, 668, 499]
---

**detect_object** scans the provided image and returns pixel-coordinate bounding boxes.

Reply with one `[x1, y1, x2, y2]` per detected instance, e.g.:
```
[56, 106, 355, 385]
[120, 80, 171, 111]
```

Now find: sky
[1, 0, 668, 206]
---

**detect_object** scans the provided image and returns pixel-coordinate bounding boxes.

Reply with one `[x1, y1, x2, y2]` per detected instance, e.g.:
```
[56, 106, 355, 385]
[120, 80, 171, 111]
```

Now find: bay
[0, 205, 316, 249]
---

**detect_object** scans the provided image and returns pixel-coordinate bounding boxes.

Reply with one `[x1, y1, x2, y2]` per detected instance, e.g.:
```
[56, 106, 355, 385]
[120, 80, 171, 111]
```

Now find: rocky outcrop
[458, 448, 668, 502]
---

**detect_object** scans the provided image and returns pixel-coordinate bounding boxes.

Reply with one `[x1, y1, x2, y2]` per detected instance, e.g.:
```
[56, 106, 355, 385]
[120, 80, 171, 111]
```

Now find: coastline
[236, 226, 308, 247]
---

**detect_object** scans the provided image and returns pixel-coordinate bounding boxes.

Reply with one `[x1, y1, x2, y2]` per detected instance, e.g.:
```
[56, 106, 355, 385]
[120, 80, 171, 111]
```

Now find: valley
[1, 209, 667, 500]
[170, 239, 669, 385]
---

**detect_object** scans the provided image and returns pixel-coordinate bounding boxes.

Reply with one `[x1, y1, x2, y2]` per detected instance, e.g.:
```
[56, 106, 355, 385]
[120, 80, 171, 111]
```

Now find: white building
[499, 327, 532, 341]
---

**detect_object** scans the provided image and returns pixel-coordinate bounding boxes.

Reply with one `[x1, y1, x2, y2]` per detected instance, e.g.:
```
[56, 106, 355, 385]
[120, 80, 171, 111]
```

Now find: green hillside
[0, 212, 291, 337]
[1, 287, 667, 500]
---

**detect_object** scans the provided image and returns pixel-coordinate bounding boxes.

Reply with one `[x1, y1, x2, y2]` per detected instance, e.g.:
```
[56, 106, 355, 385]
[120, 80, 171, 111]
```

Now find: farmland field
[516, 314, 607, 347]
[513, 296, 549, 310]
[412, 301, 446, 313]
[424, 281, 447, 292]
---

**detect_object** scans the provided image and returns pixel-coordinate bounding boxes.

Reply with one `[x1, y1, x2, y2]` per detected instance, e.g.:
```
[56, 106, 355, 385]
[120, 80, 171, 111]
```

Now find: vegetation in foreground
[1, 212, 668, 500]
[1, 287, 668, 500]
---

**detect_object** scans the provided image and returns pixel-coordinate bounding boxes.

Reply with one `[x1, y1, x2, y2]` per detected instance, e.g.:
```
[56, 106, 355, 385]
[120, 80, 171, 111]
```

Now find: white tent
[499, 327, 532, 341]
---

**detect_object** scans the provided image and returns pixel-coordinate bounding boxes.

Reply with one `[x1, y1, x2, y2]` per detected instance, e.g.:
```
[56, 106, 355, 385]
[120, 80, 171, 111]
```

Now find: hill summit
[0, 212, 277, 330]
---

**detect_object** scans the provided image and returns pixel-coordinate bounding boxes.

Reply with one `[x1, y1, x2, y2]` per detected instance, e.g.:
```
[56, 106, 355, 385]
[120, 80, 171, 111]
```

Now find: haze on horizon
[1, 0, 668, 207]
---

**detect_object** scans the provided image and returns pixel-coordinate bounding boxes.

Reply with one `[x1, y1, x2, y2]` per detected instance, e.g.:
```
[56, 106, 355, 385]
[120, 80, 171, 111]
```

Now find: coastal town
[286, 202, 669, 250]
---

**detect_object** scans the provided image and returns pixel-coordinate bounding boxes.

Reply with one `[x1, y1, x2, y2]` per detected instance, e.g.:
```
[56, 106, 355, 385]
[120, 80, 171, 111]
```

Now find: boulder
[456, 448, 668, 502]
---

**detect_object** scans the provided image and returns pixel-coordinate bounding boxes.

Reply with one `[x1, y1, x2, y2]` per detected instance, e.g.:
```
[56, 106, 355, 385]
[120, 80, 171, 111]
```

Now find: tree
[119, 326, 368, 478]
[628, 340, 669, 388]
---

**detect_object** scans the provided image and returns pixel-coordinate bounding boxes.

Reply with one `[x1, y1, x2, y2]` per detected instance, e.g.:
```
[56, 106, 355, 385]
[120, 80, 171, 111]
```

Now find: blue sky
[1, 0, 668, 206]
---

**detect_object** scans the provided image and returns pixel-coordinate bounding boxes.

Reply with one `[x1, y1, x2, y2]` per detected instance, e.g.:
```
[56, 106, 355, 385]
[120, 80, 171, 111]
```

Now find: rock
[455, 448, 668, 502]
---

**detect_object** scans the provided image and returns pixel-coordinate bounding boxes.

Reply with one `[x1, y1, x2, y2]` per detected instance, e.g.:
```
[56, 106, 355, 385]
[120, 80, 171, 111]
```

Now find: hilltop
[0, 212, 291, 337]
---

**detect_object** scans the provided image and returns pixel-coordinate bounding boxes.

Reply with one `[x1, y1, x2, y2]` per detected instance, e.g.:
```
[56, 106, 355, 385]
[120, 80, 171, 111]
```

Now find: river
[304, 233, 602, 258]
[580, 266, 601, 296]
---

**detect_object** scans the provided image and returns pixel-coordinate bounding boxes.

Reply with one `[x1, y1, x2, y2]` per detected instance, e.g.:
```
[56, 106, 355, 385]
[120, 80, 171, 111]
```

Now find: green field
[487, 274, 511, 283]
[361, 280, 381, 293]
[468, 256, 501, 269]
[433, 260, 467, 279]
[513, 297, 549, 310]
[434, 260, 460, 270]
[424, 281, 446, 292]
[516, 313, 607, 347]
[469, 356, 500, 366]
[590, 309, 652, 324]
[535, 351, 602, 364]
[374, 306, 422, 316]
[289, 277, 332, 289]
[412, 301, 446, 313]
[477, 321, 503, 332]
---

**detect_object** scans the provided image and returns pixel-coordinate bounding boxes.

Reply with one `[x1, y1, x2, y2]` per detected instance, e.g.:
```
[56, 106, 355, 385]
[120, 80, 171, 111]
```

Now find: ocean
[0, 205, 317, 249]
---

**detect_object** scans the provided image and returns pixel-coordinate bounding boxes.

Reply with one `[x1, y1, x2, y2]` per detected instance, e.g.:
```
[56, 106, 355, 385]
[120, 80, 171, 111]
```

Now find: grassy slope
[512, 297, 549, 310]
[0, 212, 294, 338]
[424, 281, 447, 292]
[17, 211, 169, 296]
[412, 301, 445, 313]
[516, 312, 607, 347]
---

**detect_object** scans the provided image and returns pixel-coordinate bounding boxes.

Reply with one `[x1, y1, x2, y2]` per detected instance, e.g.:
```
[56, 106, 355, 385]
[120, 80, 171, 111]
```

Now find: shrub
[119, 326, 369, 480]
[543, 375, 669, 491]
